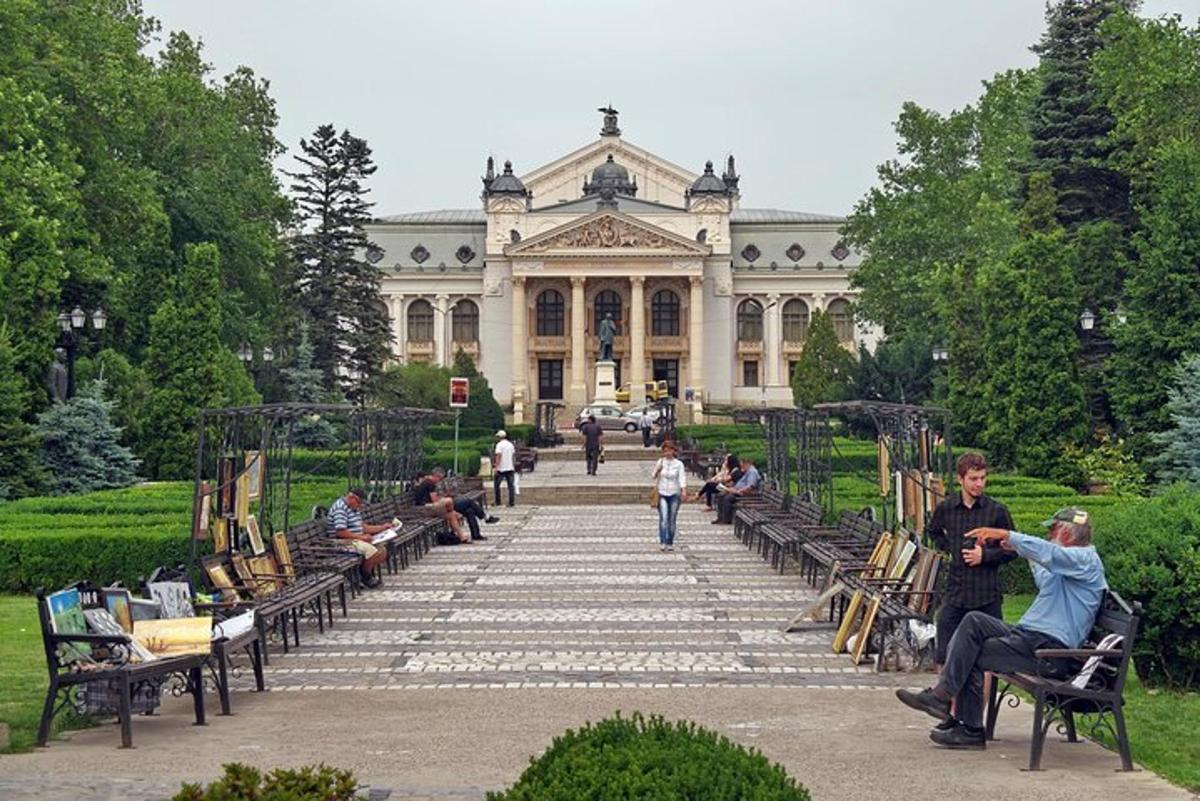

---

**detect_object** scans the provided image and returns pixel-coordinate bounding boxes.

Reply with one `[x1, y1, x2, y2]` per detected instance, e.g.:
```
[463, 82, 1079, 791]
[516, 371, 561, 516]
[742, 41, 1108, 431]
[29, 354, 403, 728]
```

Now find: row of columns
[385, 293, 463, 367]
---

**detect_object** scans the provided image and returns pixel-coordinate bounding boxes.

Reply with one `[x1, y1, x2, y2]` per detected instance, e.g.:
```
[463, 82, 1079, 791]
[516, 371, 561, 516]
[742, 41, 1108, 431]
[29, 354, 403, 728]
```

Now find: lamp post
[1079, 309, 1097, 332]
[931, 344, 948, 363]
[55, 306, 106, 399]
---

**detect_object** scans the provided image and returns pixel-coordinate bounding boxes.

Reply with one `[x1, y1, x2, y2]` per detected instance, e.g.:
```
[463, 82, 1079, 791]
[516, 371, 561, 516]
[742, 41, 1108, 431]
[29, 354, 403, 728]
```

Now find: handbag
[648, 485, 660, 509]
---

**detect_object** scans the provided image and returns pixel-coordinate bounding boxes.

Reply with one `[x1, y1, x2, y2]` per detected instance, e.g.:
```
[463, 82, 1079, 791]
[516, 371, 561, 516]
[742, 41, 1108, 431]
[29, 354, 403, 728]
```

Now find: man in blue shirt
[326, 488, 393, 588]
[712, 457, 762, 525]
[896, 507, 1107, 749]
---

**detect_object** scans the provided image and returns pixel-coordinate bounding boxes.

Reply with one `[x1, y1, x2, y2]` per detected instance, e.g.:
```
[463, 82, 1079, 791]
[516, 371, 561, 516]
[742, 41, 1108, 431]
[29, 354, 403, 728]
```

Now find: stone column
[766, 292, 781, 386]
[630, 276, 646, 397]
[434, 294, 449, 367]
[390, 295, 406, 363]
[569, 276, 588, 406]
[510, 277, 527, 423]
[688, 276, 704, 409]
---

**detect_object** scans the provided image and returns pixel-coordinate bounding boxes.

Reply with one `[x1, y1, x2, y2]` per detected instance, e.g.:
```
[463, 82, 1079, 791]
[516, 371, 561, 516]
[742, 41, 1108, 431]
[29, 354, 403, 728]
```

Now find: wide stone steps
[536, 446, 659, 462]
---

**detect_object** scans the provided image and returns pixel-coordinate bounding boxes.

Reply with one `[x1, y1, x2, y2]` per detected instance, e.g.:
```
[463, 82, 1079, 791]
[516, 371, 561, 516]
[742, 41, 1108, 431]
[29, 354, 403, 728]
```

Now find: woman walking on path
[653, 441, 687, 552]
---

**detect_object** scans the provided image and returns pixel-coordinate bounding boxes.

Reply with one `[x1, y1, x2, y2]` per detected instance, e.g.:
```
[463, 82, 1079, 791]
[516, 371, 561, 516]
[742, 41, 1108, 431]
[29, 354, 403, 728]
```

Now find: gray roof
[731, 208, 844, 224]
[532, 196, 684, 214]
[374, 209, 485, 225]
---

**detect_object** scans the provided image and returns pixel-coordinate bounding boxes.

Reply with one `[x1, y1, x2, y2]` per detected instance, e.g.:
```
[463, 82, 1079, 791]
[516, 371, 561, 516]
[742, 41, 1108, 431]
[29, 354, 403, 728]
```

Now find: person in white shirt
[639, 407, 654, 448]
[652, 441, 687, 552]
[492, 430, 517, 507]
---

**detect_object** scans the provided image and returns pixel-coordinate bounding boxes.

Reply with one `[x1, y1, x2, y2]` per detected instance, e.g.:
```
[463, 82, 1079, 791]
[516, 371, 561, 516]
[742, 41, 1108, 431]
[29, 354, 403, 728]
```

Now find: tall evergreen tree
[288, 125, 393, 398]
[280, 324, 337, 448]
[141, 243, 259, 479]
[790, 311, 853, 409]
[1152, 353, 1200, 487]
[36, 379, 140, 495]
[0, 323, 46, 498]
[451, 347, 504, 431]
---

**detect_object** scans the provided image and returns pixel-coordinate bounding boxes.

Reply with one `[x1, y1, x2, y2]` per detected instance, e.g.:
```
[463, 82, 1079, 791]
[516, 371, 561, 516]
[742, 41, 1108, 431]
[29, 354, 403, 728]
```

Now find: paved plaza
[0, 458, 1191, 800]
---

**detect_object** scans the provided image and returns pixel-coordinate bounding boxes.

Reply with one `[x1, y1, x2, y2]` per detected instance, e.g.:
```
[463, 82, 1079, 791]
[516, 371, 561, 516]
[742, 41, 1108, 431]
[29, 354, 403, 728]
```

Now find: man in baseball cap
[325, 487, 391, 588]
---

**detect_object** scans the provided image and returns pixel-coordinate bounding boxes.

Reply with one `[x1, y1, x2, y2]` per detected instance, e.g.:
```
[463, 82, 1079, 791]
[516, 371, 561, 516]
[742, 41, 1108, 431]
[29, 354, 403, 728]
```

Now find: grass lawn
[0, 594, 59, 751]
[1003, 594, 1200, 791]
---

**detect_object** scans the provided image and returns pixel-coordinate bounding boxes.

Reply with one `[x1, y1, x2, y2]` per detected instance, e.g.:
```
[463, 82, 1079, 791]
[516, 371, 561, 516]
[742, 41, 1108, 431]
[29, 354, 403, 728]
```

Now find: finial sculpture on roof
[598, 104, 621, 137]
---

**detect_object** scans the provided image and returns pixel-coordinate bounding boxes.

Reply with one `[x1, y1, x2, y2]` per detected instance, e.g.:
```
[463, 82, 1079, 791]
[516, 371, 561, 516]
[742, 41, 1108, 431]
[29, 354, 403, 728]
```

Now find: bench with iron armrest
[441, 476, 487, 508]
[798, 510, 886, 587]
[732, 486, 787, 550]
[687, 450, 725, 481]
[985, 591, 1140, 771]
[35, 584, 209, 748]
[290, 515, 367, 594]
[756, 498, 827, 573]
[361, 495, 439, 571]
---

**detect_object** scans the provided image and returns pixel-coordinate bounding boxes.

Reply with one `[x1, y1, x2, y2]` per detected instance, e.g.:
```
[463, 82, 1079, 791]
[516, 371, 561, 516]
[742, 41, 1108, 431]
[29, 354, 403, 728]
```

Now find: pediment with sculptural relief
[504, 211, 710, 258]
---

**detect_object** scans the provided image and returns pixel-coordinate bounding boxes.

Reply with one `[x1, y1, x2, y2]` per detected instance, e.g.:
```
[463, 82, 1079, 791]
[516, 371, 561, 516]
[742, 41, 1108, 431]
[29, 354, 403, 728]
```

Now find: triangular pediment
[505, 211, 711, 258]
[521, 139, 698, 209]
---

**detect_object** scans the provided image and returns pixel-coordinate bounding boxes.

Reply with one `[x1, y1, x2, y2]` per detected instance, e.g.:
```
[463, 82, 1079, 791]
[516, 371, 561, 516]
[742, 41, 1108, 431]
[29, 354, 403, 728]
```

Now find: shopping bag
[648, 486, 660, 509]
[513, 472, 521, 496]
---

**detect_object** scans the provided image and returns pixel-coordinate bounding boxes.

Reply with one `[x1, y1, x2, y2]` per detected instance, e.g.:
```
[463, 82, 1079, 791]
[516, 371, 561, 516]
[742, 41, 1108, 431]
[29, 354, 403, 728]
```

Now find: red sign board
[449, 377, 469, 408]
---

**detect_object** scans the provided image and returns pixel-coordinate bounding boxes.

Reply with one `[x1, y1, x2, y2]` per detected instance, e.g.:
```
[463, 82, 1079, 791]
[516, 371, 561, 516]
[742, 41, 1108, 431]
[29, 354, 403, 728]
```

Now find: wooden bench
[515, 446, 538, 473]
[35, 583, 209, 748]
[798, 510, 886, 588]
[755, 497, 827, 573]
[985, 590, 1140, 771]
[732, 486, 788, 550]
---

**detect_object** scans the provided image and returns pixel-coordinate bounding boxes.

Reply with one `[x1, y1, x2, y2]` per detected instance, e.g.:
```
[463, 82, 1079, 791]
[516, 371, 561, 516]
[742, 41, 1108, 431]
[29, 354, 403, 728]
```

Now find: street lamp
[1079, 309, 1097, 331]
[55, 305, 106, 399]
[931, 344, 949, 363]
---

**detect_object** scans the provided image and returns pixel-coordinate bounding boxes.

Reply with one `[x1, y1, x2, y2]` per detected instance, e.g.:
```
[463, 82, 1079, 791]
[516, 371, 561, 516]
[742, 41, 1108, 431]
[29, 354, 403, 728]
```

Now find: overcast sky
[146, 0, 1198, 217]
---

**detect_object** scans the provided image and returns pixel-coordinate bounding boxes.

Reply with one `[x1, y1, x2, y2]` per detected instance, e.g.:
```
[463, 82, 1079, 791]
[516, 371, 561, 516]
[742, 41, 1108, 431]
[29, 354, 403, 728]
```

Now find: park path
[0, 451, 1190, 801]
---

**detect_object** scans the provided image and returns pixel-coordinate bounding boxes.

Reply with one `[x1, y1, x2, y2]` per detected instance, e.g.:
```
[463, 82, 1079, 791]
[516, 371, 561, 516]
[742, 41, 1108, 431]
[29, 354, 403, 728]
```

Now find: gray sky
[146, 0, 1198, 218]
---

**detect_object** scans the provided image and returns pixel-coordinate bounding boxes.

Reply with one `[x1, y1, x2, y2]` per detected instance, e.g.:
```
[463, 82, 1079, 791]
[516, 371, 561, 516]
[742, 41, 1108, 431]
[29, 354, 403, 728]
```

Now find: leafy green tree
[1151, 354, 1200, 486]
[141, 243, 259, 479]
[365, 362, 451, 412]
[279, 324, 337, 447]
[36, 379, 140, 495]
[451, 348, 504, 431]
[0, 324, 46, 498]
[75, 348, 150, 448]
[289, 125, 393, 397]
[790, 311, 853, 409]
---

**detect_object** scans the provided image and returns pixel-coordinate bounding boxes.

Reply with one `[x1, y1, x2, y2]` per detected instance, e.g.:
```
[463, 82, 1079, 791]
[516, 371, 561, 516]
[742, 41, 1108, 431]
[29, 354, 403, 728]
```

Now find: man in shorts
[326, 487, 391, 588]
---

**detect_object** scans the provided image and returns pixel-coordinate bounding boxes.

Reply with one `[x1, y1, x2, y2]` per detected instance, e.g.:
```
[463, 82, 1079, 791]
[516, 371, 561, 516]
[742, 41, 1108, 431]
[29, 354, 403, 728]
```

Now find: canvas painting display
[236, 472, 251, 527]
[46, 588, 91, 661]
[213, 517, 229, 555]
[247, 554, 281, 595]
[204, 560, 240, 602]
[245, 515, 266, 556]
[217, 455, 238, 517]
[194, 481, 214, 540]
[101, 588, 134, 633]
[273, 532, 295, 579]
[134, 617, 212, 657]
[147, 581, 194, 620]
[83, 608, 157, 662]
[244, 450, 264, 501]
[850, 597, 883, 665]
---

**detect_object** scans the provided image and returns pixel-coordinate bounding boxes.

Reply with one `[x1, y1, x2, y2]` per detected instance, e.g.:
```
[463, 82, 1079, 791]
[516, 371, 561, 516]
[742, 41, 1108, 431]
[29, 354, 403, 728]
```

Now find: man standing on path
[639, 407, 654, 448]
[925, 453, 1016, 674]
[579, 414, 604, 476]
[492, 430, 517, 507]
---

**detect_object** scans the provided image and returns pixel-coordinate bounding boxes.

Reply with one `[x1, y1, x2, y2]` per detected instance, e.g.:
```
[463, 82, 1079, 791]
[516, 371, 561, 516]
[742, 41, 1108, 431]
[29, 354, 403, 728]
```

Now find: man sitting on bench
[711, 456, 761, 525]
[414, 467, 471, 544]
[326, 487, 391, 588]
[895, 507, 1107, 749]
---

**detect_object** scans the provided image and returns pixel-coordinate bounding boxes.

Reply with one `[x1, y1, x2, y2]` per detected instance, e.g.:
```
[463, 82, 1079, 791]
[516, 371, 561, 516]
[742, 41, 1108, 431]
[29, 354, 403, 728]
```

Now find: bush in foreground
[487, 712, 810, 801]
[173, 763, 358, 801]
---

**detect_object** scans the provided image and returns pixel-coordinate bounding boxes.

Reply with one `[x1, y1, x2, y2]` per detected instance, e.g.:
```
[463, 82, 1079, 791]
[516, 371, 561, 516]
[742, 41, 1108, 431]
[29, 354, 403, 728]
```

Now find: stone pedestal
[593, 360, 620, 407]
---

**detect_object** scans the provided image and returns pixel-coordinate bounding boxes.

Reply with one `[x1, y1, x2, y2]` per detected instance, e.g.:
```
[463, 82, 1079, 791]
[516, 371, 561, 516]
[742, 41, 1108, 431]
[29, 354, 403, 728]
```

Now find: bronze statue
[597, 313, 617, 361]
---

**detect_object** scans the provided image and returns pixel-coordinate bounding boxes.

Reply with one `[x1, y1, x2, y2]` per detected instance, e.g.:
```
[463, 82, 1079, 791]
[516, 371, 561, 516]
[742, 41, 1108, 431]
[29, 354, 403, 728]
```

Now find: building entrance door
[538, 359, 563, 400]
[653, 358, 678, 399]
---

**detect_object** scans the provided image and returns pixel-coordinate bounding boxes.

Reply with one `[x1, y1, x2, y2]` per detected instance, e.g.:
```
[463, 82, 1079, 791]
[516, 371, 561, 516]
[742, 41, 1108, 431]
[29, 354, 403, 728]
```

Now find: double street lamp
[55, 306, 106, 399]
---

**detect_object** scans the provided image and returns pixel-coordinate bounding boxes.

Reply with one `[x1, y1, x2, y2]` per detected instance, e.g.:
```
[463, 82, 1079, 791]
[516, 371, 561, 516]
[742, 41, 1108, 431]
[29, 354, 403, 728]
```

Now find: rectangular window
[538, 359, 563, 400]
[788, 360, 800, 382]
[743, 360, 759, 387]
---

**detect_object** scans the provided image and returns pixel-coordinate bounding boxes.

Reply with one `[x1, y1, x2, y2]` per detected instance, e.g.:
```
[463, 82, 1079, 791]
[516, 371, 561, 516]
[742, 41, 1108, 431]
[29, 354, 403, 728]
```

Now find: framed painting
[245, 514, 266, 556]
[194, 481, 214, 540]
[147, 581, 194, 620]
[273, 531, 295, 579]
[101, 588, 134, 633]
[236, 472, 251, 528]
[204, 561, 238, 597]
[850, 597, 882, 665]
[46, 588, 91, 661]
[244, 450, 265, 501]
[217, 455, 238, 518]
[247, 554, 280, 595]
[213, 517, 229, 555]
[832, 590, 865, 654]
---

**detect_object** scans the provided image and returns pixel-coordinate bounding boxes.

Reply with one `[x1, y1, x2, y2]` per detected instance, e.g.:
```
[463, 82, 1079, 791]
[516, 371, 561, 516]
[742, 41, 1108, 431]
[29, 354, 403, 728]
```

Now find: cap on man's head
[348, 487, 368, 502]
[1041, 506, 1089, 528]
[495, 429, 507, 439]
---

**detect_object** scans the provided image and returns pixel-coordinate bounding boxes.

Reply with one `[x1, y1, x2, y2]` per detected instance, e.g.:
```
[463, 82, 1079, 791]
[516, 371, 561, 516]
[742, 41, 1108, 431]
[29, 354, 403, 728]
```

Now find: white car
[626, 403, 666, 424]
[575, 405, 639, 432]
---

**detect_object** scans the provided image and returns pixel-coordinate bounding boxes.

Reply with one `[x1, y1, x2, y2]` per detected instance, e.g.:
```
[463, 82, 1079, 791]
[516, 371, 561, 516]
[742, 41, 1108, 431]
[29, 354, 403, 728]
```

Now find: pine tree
[0, 323, 46, 498]
[36, 379, 140, 494]
[790, 311, 853, 409]
[288, 125, 393, 398]
[1152, 353, 1200, 486]
[451, 347, 504, 431]
[141, 243, 260, 479]
[280, 324, 337, 447]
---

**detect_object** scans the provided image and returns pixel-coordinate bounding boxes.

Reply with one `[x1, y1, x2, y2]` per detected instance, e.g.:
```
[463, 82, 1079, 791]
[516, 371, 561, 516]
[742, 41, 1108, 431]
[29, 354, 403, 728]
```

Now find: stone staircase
[515, 483, 653, 506]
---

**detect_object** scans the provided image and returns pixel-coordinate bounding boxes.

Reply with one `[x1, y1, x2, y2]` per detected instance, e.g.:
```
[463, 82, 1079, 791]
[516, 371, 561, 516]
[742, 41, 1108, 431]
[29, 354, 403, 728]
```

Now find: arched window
[451, 299, 479, 343]
[651, 290, 680, 336]
[593, 289, 623, 334]
[407, 299, 434, 342]
[536, 289, 564, 336]
[782, 299, 809, 343]
[827, 298, 854, 343]
[737, 299, 764, 342]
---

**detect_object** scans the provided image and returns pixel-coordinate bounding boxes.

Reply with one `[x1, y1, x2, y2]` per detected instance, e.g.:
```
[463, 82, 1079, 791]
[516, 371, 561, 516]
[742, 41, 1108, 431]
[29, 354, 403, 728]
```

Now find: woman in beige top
[652, 441, 687, 552]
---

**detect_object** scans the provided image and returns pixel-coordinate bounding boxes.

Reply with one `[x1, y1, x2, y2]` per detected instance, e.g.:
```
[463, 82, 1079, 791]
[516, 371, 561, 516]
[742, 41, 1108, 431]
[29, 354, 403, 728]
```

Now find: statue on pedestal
[597, 313, 617, 362]
[45, 347, 69, 404]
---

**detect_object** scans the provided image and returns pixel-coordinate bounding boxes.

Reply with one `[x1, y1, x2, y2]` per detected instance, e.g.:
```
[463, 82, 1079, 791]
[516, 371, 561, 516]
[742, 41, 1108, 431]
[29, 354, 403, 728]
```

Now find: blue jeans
[657, 493, 681, 545]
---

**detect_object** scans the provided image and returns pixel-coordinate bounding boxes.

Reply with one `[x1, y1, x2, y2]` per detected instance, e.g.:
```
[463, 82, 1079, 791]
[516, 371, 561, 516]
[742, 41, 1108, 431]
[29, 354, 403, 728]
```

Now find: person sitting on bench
[326, 487, 391, 588]
[414, 467, 470, 544]
[895, 507, 1107, 749]
[695, 453, 741, 510]
[712, 456, 761, 525]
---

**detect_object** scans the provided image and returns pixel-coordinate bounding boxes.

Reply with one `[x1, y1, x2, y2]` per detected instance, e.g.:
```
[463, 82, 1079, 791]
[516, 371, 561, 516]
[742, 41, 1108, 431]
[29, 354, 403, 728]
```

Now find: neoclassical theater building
[366, 108, 878, 422]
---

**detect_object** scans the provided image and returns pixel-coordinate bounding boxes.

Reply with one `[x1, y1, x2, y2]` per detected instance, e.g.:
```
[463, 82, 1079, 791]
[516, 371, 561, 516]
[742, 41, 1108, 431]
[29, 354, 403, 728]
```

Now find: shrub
[487, 712, 810, 801]
[1091, 484, 1200, 689]
[173, 763, 358, 801]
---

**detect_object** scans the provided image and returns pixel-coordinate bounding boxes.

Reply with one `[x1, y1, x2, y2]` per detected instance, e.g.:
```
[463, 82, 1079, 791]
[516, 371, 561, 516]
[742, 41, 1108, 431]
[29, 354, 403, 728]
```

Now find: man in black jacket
[925, 453, 1015, 682]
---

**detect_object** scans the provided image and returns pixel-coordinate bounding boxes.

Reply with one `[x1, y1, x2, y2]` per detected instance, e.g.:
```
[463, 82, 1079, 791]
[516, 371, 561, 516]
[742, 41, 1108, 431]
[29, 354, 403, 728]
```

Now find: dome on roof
[583, 154, 637, 198]
[484, 160, 528, 196]
[688, 161, 729, 196]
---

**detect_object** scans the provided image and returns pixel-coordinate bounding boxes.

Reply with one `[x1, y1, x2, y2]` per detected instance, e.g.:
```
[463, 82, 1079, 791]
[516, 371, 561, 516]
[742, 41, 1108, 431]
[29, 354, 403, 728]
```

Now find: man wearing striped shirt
[326, 487, 391, 588]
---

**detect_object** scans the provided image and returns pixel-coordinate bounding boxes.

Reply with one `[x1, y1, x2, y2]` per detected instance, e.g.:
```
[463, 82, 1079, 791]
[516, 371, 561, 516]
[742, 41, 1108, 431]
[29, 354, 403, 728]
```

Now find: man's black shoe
[472, 534, 488, 541]
[363, 575, 382, 589]
[895, 688, 951, 722]
[930, 724, 985, 749]
[485, 515, 500, 524]
[934, 718, 957, 732]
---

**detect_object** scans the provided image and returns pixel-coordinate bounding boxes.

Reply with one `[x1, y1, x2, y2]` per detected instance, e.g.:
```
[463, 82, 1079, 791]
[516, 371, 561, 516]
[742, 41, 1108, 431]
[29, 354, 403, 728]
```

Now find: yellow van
[615, 380, 669, 403]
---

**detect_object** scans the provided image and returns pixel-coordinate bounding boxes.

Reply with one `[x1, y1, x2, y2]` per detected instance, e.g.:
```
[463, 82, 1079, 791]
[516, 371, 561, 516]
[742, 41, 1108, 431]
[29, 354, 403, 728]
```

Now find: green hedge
[487, 712, 810, 801]
[174, 763, 358, 801]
